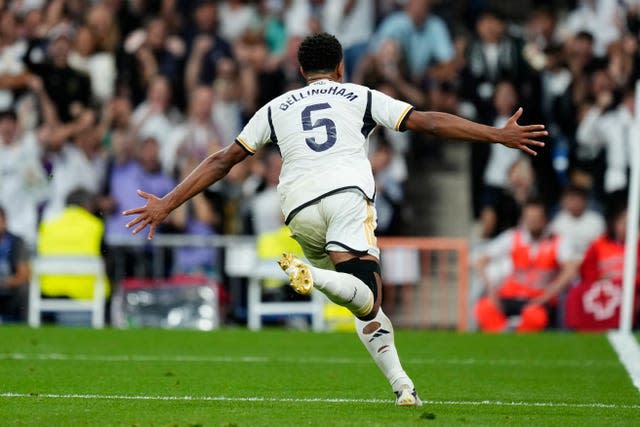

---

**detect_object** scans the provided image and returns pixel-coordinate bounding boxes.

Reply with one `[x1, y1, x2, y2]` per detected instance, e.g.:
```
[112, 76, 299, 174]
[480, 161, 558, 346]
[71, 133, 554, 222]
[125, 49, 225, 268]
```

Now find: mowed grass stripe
[2, 392, 640, 410]
[0, 352, 620, 367]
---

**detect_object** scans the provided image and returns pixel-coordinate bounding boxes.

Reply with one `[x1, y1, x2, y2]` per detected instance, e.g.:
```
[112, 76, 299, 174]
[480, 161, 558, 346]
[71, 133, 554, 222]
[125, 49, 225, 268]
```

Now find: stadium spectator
[250, 146, 283, 235]
[522, 7, 558, 69]
[137, 136, 176, 208]
[25, 23, 92, 124]
[120, 17, 185, 106]
[40, 114, 103, 222]
[182, 0, 233, 89]
[0, 206, 30, 322]
[167, 85, 223, 176]
[211, 58, 244, 146]
[283, 0, 313, 38]
[131, 75, 179, 165]
[37, 189, 108, 300]
[371, 139, 405, 235]
[462, 10, 534, 217]
[0, 109, 48, 246]
[368, 0, 455, 83]
[320, 0, 375, 81]
[0, 10, 31, 110]
[235, 31, 287, 114]
[171, 181, 222, 278]
[462, 9, 531, 123]
[550, 185, 605, 259]
[354, 39, 426, 108]
[474, 198, 580, 332]
[479, 80, 524, 238]
[100, 130, 137, 235]
[101, 133, 175, 239]
[68, 25, 116, 104]
[558, 0, 626, 57]
[218, 0, 261, 42]
[576, 84, 635, 205]
[565, 203, 640, 330]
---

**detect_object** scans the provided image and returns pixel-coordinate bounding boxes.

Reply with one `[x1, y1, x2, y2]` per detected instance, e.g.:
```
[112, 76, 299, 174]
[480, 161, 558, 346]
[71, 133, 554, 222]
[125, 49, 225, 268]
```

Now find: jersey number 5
[301, 103, 337, 152]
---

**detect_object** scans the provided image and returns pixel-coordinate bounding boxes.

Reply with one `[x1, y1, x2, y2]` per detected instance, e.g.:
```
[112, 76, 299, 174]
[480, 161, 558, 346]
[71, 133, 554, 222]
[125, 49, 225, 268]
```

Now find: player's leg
[327, 251, 420, 405]
[283, 191, 420, 405]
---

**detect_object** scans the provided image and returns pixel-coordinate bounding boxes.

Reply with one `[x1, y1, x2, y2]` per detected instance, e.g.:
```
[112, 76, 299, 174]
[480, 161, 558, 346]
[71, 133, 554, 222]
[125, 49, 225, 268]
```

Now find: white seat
[246, 260, 325, 331]
[28, 256, 106, 328]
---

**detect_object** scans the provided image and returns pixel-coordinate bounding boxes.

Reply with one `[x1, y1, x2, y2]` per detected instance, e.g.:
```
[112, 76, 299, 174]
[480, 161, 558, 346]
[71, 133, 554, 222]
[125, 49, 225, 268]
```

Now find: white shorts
[288, 190, 379, 270]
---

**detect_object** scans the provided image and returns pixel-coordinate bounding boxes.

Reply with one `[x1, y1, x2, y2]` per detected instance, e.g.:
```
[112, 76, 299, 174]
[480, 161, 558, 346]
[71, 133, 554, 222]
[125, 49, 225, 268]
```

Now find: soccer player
[123, 33, 546, 406]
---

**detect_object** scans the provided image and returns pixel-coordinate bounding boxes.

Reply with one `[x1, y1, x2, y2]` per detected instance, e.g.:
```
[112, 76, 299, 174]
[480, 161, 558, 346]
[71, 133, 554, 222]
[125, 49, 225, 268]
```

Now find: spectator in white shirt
[165, 86, 222, 176]
[559, 0, 625, 57]
[218, 0, 261, 42]
[250, 146, 283, 235]
[480, 80, 523, 238]
[321, 0, 374, 81]
[131, 75, 179, 167]
[0, 110, 47, 246]
[576, 84, 634, 201]
[550, 185, 605, 259]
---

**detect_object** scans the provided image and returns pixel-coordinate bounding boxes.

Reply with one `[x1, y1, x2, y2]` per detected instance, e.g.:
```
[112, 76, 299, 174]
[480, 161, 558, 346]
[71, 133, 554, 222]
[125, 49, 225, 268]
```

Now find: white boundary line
[1, 392, 639, 409]
[607, 331, 640, 393]
[0, 353, 618, 368]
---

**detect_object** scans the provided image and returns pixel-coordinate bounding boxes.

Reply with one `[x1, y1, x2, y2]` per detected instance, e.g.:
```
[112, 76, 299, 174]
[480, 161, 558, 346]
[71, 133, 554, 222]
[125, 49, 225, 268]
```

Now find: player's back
[236, 79, 412, 224]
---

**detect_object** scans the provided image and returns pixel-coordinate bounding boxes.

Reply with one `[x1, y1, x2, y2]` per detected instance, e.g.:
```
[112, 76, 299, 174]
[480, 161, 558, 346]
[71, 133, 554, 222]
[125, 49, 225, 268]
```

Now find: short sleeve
[235, 104, 272, 155]
[370, 89, 414, 132]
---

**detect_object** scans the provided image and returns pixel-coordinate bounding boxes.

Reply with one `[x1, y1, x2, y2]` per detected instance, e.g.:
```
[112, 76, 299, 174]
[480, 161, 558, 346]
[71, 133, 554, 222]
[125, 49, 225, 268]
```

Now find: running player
[123, 33, 546, 406]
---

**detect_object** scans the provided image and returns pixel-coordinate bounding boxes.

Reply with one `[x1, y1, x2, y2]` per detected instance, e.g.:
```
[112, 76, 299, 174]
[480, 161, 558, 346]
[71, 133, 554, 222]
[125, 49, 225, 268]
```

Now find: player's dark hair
[297, 33, 343, 74]
[0, 205, 5, 221]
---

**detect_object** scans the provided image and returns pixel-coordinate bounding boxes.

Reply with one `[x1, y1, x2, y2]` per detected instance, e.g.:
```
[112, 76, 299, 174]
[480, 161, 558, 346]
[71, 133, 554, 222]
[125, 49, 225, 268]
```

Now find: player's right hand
[498, 107, 547, 156]
[122, 190, 170, 240]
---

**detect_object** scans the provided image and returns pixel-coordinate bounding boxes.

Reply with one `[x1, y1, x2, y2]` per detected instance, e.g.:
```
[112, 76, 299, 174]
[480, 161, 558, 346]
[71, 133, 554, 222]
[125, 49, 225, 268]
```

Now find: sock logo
[368, 328, 390, 342]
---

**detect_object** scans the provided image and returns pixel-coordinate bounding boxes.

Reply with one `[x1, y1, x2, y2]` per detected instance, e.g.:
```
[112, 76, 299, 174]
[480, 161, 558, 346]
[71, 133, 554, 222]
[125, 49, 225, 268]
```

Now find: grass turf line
[0, 327, 639, 426]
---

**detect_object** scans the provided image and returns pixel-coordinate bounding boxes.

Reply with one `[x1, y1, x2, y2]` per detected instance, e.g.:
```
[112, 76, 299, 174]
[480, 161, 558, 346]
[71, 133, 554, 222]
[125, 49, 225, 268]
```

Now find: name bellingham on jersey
[279, 82, 358, 111]
[235, 79, 414, 225]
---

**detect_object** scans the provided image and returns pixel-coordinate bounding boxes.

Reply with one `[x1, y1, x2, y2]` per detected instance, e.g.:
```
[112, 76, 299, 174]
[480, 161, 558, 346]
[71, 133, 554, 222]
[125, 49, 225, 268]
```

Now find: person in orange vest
[474, 198, 580, 332]
[565, 203, 640, 330]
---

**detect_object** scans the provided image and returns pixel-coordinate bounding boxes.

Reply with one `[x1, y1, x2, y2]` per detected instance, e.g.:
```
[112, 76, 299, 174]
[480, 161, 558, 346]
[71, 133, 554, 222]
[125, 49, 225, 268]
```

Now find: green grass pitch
[1, 327, 639, 426]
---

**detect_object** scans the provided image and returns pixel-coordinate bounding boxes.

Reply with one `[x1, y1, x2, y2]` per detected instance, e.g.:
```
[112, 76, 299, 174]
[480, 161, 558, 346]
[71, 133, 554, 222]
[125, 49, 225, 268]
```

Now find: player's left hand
[122, 190, 170, 240]
[498, 107, 547, 156]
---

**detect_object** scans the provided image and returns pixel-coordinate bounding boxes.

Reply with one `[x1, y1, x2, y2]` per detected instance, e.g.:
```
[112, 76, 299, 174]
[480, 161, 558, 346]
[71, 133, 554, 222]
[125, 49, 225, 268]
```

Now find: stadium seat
[246, 260, 325, 331]
[28, 256, 106, 328]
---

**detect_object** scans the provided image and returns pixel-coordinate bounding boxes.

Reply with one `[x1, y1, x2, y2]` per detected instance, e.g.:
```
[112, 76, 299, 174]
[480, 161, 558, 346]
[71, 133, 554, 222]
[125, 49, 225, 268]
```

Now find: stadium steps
[403, 140, 471, 237]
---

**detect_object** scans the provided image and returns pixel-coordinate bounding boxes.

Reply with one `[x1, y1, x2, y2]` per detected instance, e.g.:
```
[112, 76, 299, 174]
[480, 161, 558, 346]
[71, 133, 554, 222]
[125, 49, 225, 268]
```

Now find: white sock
[355, 308, 414, 392]
[309, 266, 374, 317]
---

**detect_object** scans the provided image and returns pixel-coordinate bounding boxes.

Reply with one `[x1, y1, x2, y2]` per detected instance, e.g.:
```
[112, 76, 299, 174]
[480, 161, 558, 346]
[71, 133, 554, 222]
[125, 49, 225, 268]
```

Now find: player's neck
[306, 73, 339, 84]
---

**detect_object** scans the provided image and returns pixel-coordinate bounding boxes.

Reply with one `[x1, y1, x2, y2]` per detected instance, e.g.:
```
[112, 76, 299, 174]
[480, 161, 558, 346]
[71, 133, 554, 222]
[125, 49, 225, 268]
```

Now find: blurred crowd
[0, 0, 639, 327]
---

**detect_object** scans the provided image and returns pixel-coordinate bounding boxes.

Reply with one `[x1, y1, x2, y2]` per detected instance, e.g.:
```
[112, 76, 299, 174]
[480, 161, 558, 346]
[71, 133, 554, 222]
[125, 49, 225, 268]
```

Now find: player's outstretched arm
[403, 107, 546, 156]
[122, 143, 249, 239]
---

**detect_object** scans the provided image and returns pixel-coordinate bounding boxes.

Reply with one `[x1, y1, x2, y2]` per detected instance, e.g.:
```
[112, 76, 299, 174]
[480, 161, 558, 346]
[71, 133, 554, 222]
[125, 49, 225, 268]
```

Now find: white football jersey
[236, 79, 413, 224]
